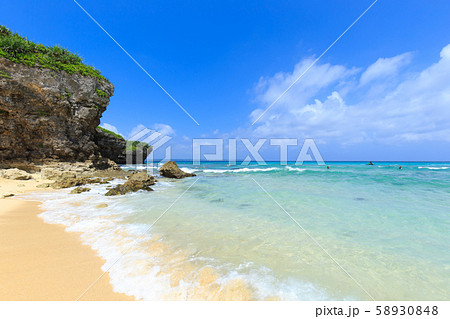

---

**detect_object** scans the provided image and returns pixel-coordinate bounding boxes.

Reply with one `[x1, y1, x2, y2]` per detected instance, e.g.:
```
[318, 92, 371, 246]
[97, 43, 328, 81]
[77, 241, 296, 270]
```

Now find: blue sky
[2, 0, 450, 161]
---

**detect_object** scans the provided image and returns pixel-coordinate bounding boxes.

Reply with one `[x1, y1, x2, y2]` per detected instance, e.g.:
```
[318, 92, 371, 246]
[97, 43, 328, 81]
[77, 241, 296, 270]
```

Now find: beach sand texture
[0, 192, 133, 300]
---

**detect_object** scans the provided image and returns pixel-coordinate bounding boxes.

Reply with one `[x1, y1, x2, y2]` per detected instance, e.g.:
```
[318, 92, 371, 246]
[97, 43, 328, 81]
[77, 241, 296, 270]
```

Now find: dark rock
[70, 186, 91, 194]
[94, 128, 152, 164]
[159, 161, 196, 179]
[94, 127, 126, 163]
[105, 171, 156, 196]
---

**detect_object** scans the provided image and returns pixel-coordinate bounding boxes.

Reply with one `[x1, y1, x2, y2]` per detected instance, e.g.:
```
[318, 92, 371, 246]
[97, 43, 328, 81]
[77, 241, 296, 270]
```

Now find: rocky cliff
[94, 127, 152, 164]
[0, 56, 114, 162]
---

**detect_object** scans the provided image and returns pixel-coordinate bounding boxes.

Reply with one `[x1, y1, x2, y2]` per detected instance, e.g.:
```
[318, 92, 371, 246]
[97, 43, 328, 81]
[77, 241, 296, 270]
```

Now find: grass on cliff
[0, 25, 107, 81]
[97, 126, 124, 139]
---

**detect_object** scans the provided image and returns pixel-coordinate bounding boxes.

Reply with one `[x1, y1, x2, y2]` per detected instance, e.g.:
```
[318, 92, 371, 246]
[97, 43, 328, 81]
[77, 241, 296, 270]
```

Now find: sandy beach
[0, 178, 134, 301]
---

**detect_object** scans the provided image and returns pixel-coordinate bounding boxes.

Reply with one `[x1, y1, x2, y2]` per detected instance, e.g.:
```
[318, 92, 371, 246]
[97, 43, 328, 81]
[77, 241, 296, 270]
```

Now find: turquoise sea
[31, 161, 450, 300]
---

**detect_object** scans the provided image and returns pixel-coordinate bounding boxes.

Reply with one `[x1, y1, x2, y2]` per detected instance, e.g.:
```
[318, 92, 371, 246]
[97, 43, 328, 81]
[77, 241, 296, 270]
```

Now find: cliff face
[0, 57, 114, 162]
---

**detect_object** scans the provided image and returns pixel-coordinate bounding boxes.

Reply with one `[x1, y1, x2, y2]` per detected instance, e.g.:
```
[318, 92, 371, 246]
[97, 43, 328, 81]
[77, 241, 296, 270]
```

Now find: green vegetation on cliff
[97, 126, 152, 152]
[97, 126, 124, 140]
[0, 70, 12, 79]
[96, 89, 108, 98]
[126, 140, 151, 152]
[0, 25, 107, 81]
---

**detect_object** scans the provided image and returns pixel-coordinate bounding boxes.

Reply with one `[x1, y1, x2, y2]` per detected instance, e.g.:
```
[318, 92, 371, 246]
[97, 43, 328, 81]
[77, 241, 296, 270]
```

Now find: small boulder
[70, 187, 91, 194]
[105, 171, 156, 196]
[51, 176, 90, 189]
[127, 171, 157, 185]
[0, 168, 32, 180]
[159, 161, 196, 179]
[51, 175, 111, 189]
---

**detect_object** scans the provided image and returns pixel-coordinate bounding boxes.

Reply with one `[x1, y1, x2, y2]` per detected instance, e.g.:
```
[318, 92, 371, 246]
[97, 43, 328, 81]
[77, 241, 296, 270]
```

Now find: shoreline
[0, 179, 134, 301]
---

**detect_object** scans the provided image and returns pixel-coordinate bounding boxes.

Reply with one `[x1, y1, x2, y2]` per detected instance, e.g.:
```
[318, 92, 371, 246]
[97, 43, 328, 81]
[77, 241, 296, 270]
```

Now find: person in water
[399, 166, 402, 169]
[327, 166, 330, 169]
[368, 161, 374, 165]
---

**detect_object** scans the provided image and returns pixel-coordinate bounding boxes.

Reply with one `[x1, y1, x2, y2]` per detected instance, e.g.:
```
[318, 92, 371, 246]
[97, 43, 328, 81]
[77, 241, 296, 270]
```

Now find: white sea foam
[286, 166, 306, 172]
[120, 164, 158, 170]
[179, 167, 198, 174]
[203, 167, 280, 174]
[199, 166, 311, 174]
[418, 166, 449, 170]
[20, 183, 331, 301]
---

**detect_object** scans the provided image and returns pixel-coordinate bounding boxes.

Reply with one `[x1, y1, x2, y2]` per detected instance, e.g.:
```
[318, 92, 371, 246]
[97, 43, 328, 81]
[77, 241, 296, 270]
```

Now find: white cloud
[152, 123, 175, 137]
[128, 124, 147, 140]
[100, 123, 123, 138]
[128, 123, 175, 140]
[250, 58, 359, 123]
[359, 52, 412, 86]
[249, 44, 450, 144]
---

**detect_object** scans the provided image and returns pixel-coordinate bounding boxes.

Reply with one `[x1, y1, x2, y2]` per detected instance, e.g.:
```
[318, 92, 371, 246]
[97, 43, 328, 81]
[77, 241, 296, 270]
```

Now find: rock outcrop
[159, 161, 196, 179]
[0, 26, 155, 165]
[94, 127, 152, 164]
[0, 57, 114, 162]
[38, 160, 122, 179]
[51, 175, 96, 189]
[0, 168, 32, 180]
[105, 171, 156, 196]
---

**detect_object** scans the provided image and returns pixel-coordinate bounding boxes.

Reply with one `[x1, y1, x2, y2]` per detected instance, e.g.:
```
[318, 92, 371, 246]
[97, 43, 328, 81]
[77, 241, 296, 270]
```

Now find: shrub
[96, 89, 108, 98]
[0, 25, 108, 82]
[126, 140, 151, 152]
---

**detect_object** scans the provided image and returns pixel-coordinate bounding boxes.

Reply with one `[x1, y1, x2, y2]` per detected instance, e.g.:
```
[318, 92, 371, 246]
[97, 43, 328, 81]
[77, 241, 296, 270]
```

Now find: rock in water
[159, 161, 196, 179]
[0, 168, 32, 180]
[105, 171, 156, 196]
[70, 187, 91, 194]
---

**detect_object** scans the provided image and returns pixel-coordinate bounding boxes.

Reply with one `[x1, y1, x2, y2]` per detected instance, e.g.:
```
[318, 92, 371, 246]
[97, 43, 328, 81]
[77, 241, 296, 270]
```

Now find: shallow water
[27, 162, 450, 300]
